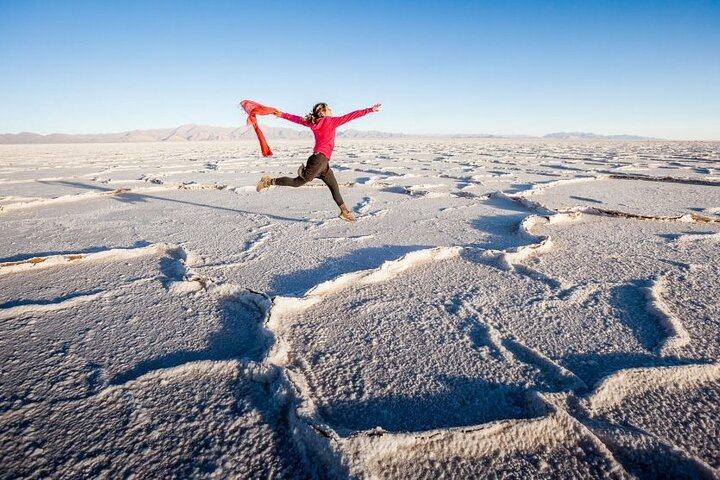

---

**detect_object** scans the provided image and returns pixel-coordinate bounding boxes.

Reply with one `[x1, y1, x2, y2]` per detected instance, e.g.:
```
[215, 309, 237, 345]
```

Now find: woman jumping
[255, 102, 382, 222]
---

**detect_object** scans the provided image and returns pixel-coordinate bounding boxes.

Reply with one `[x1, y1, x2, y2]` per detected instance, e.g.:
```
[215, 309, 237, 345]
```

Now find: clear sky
[1, 0, 718, 139]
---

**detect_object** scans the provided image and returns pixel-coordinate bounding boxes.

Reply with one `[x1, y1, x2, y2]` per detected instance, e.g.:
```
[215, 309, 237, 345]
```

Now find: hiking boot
[256, 175, 273, 192]
[338, 204, 356, 222]
[297, 163, 307, 181]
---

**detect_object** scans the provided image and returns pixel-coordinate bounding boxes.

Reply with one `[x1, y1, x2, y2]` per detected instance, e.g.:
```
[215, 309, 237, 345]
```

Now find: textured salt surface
[1, 139, 718, 478]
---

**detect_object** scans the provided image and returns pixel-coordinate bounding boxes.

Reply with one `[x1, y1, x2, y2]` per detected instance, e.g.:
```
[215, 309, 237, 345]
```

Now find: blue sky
[1, 0, 718, 139]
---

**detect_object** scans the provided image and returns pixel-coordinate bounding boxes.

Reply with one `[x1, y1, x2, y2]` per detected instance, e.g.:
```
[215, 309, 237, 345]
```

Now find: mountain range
[542, 131, 661, 141]
[0, 125, 660, 144]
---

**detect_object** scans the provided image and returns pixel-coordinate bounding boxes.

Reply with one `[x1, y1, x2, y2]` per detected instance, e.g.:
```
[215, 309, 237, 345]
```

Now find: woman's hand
[372, 103, 382, 112]
[273, 110, 283, 117]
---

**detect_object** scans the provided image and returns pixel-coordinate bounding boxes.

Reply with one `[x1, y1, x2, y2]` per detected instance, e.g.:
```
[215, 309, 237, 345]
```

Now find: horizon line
[1, 123, 719, 142]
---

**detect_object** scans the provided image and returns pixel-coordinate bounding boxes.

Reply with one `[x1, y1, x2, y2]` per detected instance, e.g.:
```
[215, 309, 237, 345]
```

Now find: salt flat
[1, 138, 719, 478]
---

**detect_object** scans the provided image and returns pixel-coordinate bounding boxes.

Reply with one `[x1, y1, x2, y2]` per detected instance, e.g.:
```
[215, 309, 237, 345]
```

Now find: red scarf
[240, 99, 278, 157]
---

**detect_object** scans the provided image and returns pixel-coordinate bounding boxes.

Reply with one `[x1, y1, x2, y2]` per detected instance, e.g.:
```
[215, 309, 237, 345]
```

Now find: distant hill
[0, 126, 667, 144]
[0, 124, 309, 144]
[337, 129, 407, 138]
[0, 124, 408, 144]
[544, 131, 660, 141]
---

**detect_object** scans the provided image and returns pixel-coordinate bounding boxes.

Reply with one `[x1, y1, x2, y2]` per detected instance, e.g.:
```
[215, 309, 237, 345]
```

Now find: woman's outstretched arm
[274, 110, 311, 127]
[329, 103, 382, 127]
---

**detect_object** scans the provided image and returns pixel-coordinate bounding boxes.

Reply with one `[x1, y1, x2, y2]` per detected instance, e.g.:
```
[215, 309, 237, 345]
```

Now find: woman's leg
[320, 168, 355, 220]
[272, 176, 307, 187]
[319, 167, 345, 206]
[272, 152, 327, 187]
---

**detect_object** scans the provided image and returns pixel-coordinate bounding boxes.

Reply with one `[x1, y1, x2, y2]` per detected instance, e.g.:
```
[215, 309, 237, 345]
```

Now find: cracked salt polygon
[1, 139, 719, 478]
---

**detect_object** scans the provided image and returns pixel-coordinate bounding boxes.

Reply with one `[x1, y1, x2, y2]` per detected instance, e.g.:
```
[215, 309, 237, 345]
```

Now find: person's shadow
[39, 180, 313, 223]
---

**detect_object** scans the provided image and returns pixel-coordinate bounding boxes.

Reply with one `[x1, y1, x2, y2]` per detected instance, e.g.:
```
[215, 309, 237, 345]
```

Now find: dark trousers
[273, 152, 345, 207]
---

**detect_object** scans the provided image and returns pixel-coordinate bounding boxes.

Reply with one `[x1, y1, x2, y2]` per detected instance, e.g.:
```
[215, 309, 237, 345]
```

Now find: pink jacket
[280, 108, 374, 159]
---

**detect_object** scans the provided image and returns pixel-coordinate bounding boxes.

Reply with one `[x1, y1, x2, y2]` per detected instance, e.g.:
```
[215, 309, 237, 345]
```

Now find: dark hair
[304, 102, 328, 124]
